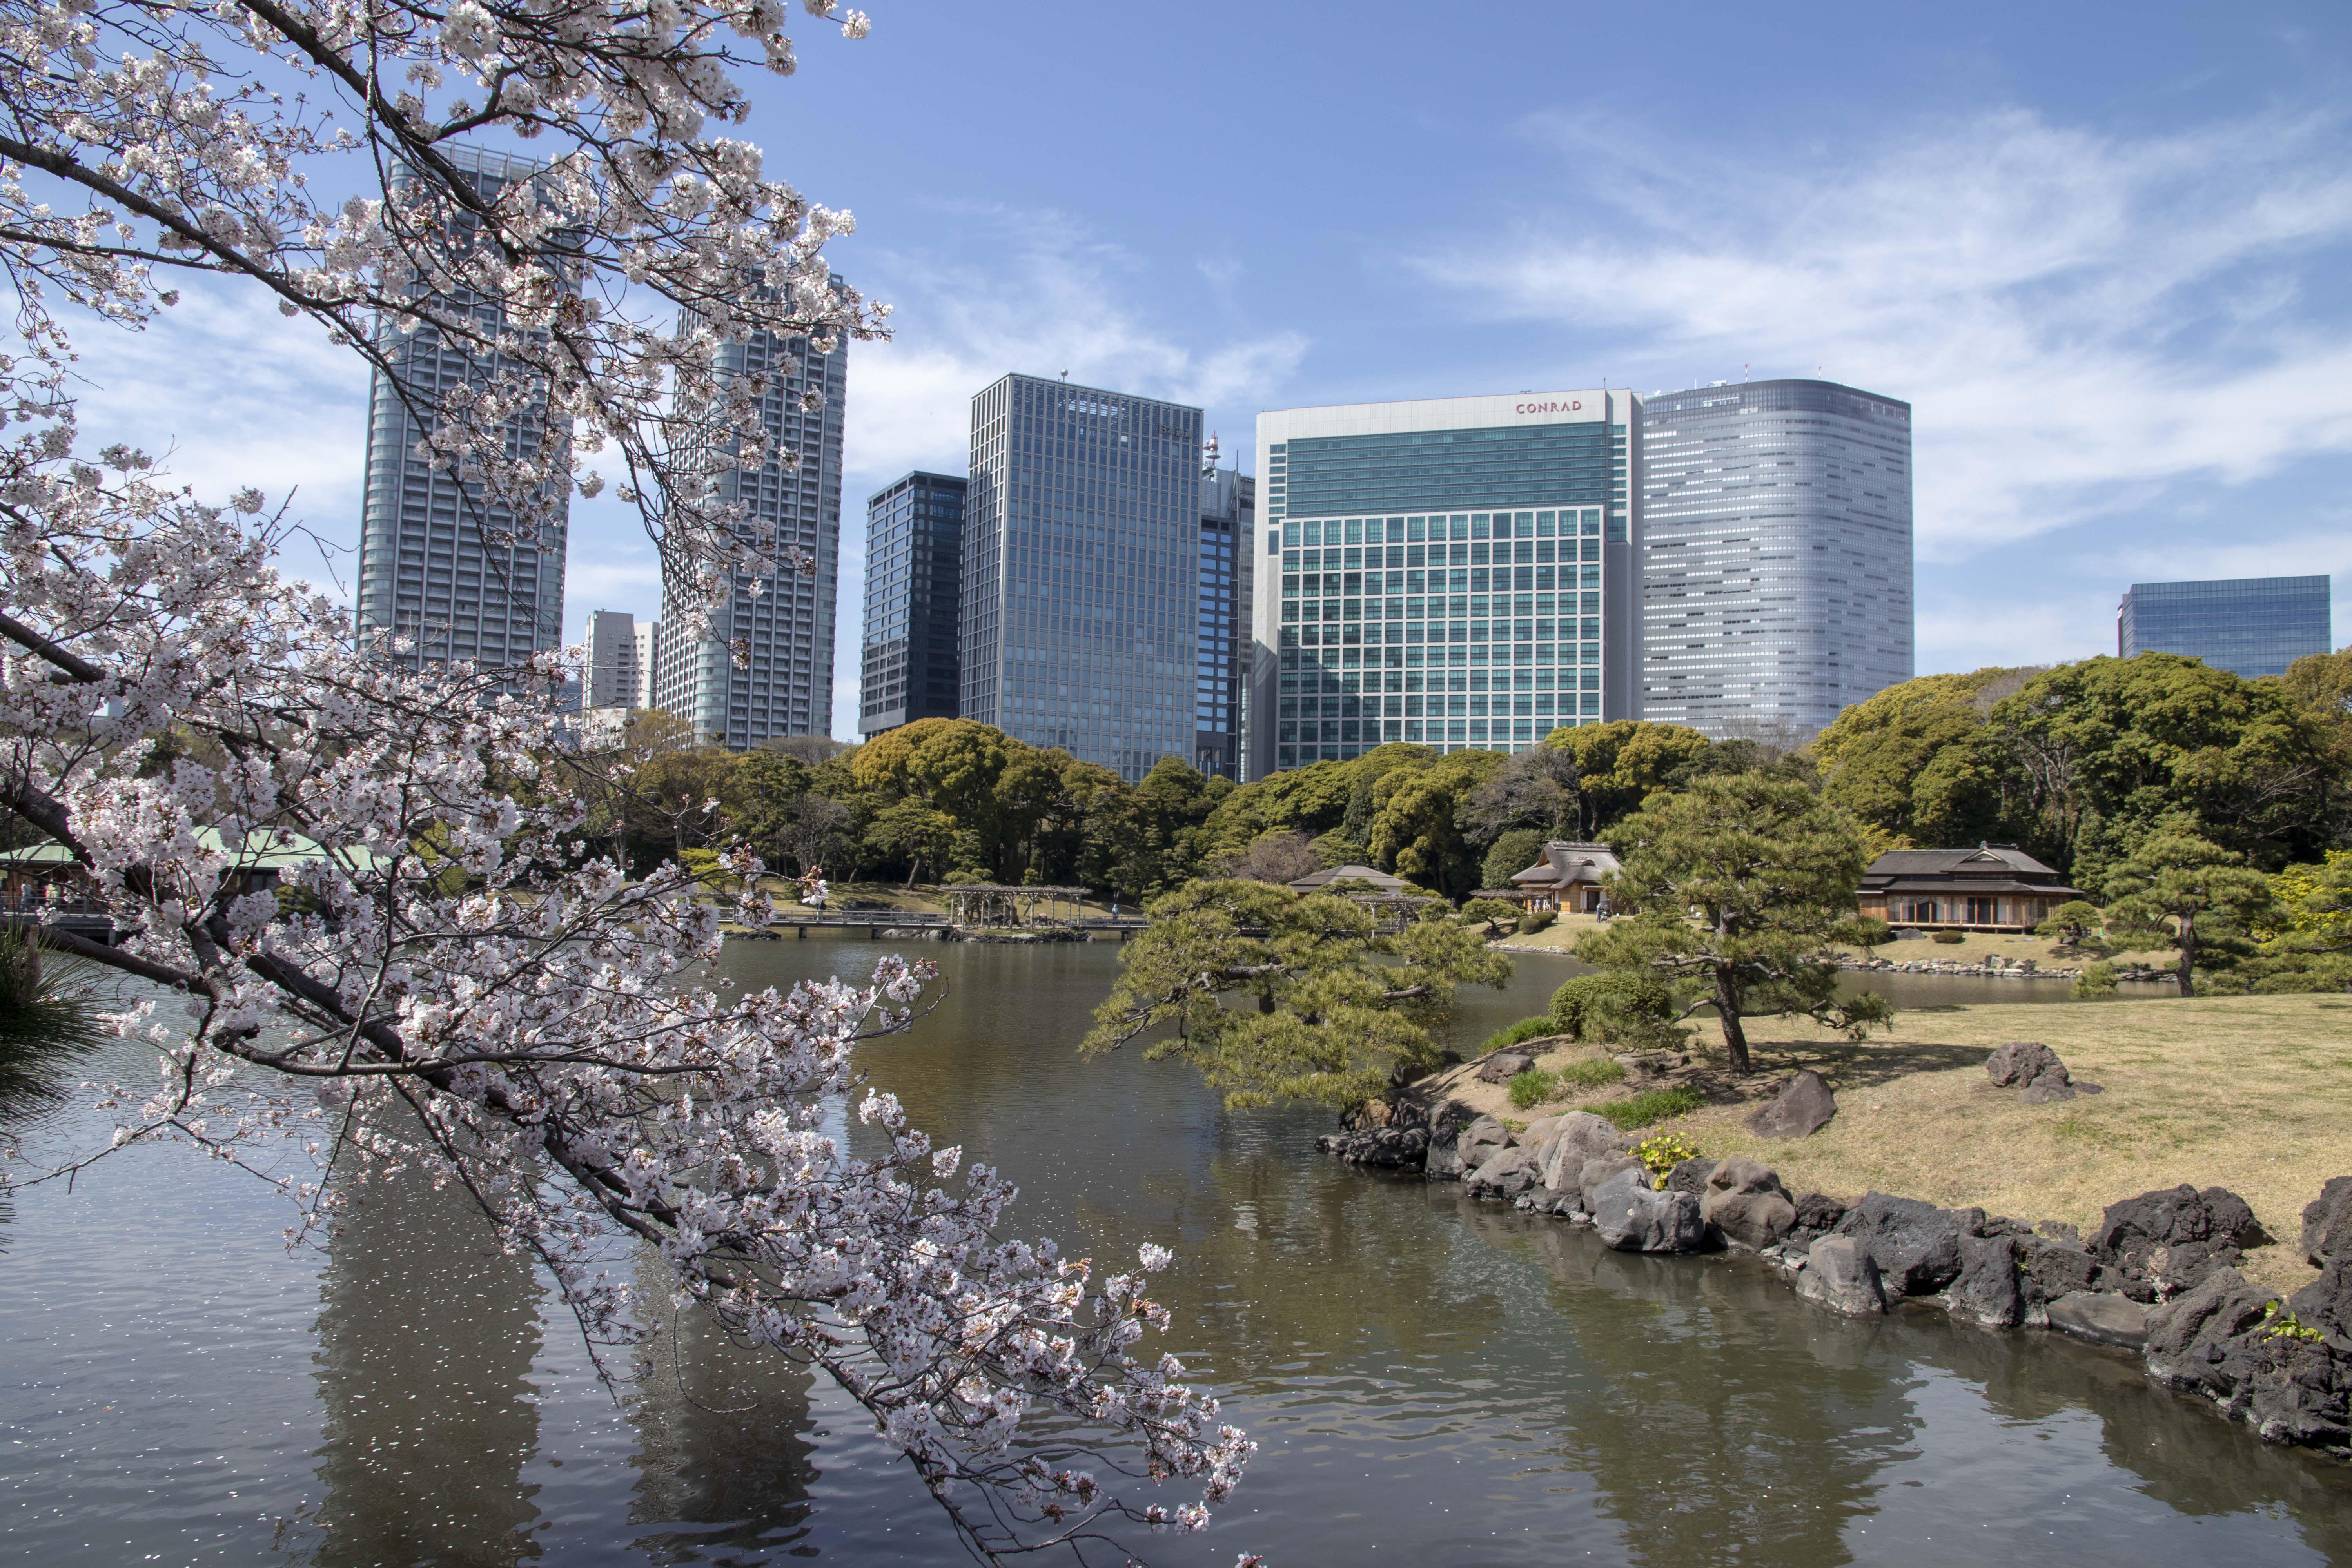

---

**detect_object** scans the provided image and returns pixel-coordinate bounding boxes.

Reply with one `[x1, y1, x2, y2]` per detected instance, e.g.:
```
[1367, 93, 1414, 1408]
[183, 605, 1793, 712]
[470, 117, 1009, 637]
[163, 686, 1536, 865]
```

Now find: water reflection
[620, 1256, 821, 1563]
[307, 1151, 544, 1567]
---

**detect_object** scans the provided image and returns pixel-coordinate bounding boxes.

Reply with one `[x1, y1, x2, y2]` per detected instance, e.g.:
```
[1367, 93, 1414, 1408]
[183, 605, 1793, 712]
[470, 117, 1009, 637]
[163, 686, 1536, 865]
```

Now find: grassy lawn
[1434, 992, 2352, 1294]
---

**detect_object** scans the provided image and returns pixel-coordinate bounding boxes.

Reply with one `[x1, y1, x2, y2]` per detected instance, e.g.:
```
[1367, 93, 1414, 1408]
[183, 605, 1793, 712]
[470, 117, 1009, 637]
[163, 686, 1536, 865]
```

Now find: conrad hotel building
[1247, 390, 1639, 780]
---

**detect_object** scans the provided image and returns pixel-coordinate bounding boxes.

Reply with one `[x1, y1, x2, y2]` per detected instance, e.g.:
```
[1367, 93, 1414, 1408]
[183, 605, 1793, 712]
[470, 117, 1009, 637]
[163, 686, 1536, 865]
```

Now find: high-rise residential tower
[858, 470, 967, 737]
[356, 146, 570, 667]
[960, 374, 1203, 783]
[582, 609, 644, 708]
[1637, 379, 1913, 740]
[1248, 390, 1639, 780]
[630, 621, 657, 708]
[2118, 576, 2332, 678]
[653, 325, 846, 747]
[1194, 458, 1254, 779]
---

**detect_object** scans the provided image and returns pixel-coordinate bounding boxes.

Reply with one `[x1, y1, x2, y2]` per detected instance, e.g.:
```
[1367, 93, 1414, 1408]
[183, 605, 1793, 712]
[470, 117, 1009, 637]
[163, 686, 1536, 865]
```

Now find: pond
[1, 937, 2343, 1566]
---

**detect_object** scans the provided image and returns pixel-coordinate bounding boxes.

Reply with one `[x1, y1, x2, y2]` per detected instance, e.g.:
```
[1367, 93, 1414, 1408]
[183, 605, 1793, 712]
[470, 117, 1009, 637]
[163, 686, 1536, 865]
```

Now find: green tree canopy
[1574, 774, 1891, 1074]
[1543, 720, 1715, 837]
[1481, 828, 1547, 894]
[1081, 880, 1511, 1109]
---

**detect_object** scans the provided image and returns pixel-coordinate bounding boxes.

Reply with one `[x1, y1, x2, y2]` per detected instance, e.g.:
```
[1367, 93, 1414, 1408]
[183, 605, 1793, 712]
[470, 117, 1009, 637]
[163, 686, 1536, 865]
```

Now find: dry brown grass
[1493, 917, 2174, 969]
[1431, 993, 2352, 1295]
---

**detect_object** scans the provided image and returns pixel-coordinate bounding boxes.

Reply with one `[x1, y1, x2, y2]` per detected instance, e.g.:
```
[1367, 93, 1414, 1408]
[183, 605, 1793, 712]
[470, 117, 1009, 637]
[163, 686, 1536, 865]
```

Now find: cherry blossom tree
[0, 0, 1254, 1559]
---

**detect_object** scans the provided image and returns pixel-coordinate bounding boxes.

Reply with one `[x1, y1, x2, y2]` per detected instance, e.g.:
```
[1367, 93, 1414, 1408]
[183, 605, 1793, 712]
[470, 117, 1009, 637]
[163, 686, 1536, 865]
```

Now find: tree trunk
[2176, 912, 2197, 998]
[1713, 966, 1751, 1075]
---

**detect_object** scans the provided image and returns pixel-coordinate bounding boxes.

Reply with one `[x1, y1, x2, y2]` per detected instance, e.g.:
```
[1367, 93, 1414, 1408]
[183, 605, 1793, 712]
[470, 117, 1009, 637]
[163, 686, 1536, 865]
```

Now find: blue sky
[68, 1, 2352, 738]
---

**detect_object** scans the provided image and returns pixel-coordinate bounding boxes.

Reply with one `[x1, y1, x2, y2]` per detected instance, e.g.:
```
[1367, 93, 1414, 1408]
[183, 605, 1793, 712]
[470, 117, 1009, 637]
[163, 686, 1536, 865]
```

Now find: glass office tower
[356, 146, 569, 668]
[653, 325, 845, 746]
[961, 374, 1203, 783]
[2118, 576, 2332, 678]
[1195, 464, 1254, 779]
[1247, 390, 1638, 780]
[859, 470, 968, 737]
[1638, 379, 1913, 740]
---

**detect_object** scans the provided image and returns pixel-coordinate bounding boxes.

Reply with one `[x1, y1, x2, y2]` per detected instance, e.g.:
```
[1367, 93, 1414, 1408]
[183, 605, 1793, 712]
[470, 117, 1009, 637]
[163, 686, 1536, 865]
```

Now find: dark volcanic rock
[2020, 1070, 2079, 1104]
[1666, 1157, 1720, 1199]
[1589, 1167, 1706, 1253]
[1701, 1158, 1797, 1251]
[1421, 1099, 1477, 1181]
[1985, 1040, 2065, 1087]
[2302, 1176, 2352, 1267]
[1314, 1125, 1428, 1168]
[2091, 1184, 2262, 1299]
[1745, 1069, 1837, 1139]
[1949, 1233, 2024, 1328]
[1796, 1236, 1887, 1317]
[1793, 1192, 1848, 1234]
[1834, 1192, 1971, 1297]
[2018, 1234, 2102, 1309]
[2144, 1266, 2280, 1410]
[2287, 1259, 2352, 1351]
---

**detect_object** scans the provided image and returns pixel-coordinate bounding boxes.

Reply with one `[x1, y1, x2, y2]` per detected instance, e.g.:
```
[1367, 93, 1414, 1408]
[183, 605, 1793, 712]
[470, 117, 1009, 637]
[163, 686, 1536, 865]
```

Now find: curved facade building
[1637, 379, 1912, 740]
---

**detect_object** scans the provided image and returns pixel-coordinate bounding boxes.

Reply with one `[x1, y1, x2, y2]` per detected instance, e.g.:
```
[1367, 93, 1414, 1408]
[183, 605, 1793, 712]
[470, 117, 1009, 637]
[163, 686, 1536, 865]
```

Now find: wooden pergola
[942, 885, 1092, 927]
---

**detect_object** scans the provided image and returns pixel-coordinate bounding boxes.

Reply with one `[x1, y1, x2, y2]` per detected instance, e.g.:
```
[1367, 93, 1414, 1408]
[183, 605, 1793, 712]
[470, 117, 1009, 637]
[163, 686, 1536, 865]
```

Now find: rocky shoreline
[1316, 1073, 2352, 1454]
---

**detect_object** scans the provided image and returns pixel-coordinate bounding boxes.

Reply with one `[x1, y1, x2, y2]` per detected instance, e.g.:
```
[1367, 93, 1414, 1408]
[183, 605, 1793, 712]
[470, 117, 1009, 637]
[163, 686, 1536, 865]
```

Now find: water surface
[0, 936, 2341, 1566]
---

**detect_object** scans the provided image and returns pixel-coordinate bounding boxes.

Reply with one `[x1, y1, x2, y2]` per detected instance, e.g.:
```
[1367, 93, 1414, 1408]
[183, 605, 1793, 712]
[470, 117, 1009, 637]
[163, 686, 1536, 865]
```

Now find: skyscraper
[1194, 459, 1254, 779]
[356, 146, 570, 668]
[2118, 576, 2332, 678]
[960, 374, 1202, 783]
[1637, 379, 1913, 740]
[631, 621, 657, 709]
[1248, 390, 1639, 780]
[653, 325, 846, 747]
[859, 470, 967, 737]
[582, 609, 644, 708]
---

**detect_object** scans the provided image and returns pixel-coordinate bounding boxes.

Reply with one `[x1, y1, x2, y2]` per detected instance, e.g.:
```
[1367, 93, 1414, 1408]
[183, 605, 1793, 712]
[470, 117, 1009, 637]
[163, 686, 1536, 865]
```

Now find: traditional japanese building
[1857, 844, 2082, 933]
[1500, 840, 1624, 913]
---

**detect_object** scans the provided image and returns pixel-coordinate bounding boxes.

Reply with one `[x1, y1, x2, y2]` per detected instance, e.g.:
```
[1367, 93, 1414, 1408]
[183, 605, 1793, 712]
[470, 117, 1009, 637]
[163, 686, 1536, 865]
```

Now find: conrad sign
[1515, 398, 1585, 416]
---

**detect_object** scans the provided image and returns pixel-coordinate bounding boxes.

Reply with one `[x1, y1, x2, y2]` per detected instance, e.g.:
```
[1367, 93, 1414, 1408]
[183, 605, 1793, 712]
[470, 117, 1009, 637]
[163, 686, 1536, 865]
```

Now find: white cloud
[65, 284, 373, 574]
[1433, 107, 2352, 566]
[843, 205, 1307, 492]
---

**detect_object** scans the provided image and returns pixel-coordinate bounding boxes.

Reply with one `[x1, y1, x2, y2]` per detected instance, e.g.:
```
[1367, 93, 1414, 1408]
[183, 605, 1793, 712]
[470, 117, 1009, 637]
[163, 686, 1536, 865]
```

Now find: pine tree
[1574, 775, 1890, 1075]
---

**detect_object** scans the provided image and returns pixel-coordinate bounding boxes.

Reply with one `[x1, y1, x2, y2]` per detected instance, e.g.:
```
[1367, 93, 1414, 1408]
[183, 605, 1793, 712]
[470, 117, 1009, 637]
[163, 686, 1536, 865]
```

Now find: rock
[2035, 1219, 2081, 1244]
[1421, 1100, 1476, 1181]
[1535, 1112, 1636, 1198]
[1948, 1234, 2025, 1328]
[2301, 1176, 2352, 1267]
[1588, 1167, 1706, 1253]
[1834, 1192, 1970, 1297]
[2019, 1070, 2078, 1104]
[1578, 1154, 1646, 1210]
[2046, 1290, 2149, 1350]
[1700, 1159, 1797, 1251]
[1465, 1144, 1545, 1201]
[2144, 1266, 2279, 1409]
[1457, 1115, 1512, 1176]
[1666, 1157, 1720, 1200]
[1792, 1192, 1848, 1234]
[2091, 1185, 2262, 1299]
[2287, 1259, 2352, 1350]
[2017, 1235, 2102, 1310]
[1795, 1236, 1887, 1317]
[1476, 1051, 1534, 1085]
[1745, 1069, 1837, 1138]
[2247, 1338, 2351, 1447]
[1313, 1125, 1429, 1168]
[1986, 1040, 2065, 1087]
